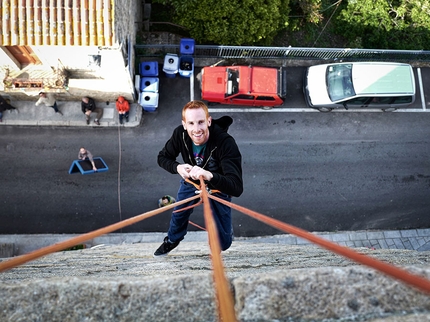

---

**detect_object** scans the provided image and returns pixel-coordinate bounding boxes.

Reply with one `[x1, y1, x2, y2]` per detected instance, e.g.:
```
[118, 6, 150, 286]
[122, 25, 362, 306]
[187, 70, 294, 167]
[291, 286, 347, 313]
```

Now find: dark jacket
[158, 116, 243, 197]
[0, 95, 16, 112]
[81, 98, 96, 114]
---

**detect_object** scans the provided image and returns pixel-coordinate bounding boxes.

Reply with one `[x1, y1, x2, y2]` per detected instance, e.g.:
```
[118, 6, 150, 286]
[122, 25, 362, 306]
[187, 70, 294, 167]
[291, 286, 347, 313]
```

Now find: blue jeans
[50, 102, 59, 113]
[168, 179, 233, 251]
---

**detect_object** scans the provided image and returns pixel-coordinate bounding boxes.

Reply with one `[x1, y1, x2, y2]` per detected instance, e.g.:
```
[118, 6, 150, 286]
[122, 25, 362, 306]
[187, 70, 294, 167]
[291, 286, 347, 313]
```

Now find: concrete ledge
[0, 243, 14, 258]
[1, 267, 429, 321]
[234, 266, 430, 321]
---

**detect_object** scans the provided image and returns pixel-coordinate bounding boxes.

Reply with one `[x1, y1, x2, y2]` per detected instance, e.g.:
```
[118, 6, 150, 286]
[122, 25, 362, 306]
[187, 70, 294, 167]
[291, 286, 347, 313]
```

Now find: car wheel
[318, 107, 333, 112]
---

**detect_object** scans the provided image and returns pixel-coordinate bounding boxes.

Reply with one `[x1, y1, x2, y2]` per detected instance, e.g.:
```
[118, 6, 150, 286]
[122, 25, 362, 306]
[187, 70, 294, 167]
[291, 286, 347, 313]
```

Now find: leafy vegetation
[151, 0, 291, 45]
[148, 0, 430, 49]
[337, 0, 430, 50]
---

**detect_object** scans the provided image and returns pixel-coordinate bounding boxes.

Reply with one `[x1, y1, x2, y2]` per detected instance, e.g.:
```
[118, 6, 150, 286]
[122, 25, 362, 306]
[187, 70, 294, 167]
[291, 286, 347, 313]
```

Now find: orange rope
[0, 194, 200, 273]
[188, 220, 206, 231]
[208, 194, 430, 295]
[199, 177, 237, 322]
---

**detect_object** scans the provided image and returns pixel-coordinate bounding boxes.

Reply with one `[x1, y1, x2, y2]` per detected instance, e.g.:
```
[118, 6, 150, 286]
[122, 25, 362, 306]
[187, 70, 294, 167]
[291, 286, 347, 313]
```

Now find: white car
[304, 62, 416, 111]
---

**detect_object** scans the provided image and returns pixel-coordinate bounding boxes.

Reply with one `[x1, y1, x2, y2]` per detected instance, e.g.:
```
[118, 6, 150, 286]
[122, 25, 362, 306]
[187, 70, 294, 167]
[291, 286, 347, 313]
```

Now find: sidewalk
[1, 228, 429, 257]
[0, 98, 142, 127]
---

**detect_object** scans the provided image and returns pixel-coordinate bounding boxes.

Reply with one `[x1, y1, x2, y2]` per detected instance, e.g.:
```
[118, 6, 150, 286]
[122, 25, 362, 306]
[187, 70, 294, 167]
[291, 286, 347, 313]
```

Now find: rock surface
[1, 240, 429, 321]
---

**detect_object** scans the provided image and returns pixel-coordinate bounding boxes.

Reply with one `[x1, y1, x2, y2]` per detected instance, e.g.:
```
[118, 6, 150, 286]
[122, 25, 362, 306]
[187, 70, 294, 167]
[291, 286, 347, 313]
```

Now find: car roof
[350, 62, 415, 95]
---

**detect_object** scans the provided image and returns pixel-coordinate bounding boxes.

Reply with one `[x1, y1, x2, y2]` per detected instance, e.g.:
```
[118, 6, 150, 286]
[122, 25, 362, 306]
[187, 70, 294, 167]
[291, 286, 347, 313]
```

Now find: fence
[135, 44, 430, 62]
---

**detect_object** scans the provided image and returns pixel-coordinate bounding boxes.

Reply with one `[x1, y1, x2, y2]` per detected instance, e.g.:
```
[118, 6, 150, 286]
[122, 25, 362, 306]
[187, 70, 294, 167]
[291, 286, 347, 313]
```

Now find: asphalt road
[1, 70, 430, 236]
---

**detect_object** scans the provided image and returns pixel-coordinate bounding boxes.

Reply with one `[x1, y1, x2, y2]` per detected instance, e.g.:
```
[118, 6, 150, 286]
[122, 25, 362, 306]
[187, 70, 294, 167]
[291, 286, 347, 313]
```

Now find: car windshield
[326, 64, 355, 101]
[226, 68, 239, 95]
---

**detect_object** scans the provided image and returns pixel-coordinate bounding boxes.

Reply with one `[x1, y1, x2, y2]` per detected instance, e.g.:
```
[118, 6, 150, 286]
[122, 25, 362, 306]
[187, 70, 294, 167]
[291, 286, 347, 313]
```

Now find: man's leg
[209, 192, 233, 251]
[51, 102, 60, 113]
[167, 180, 198, 243]
[153, 180, 198, 257]
[95, 107, 103, 121]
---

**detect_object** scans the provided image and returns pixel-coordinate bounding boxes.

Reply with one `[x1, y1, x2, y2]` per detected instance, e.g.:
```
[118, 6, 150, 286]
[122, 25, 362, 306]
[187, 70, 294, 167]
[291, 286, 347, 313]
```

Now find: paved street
[1, 67, 430, 242]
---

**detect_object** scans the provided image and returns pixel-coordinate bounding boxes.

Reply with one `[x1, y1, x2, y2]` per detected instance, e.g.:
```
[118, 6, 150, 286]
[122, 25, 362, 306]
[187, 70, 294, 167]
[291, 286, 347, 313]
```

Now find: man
[35, 92, 62, 115]
[81, 97, 103, 126]
[78, 147, 97, 171]
[116, 96, 130, 124]
[0, 95, 17, 122]
[154, 100, 243, 256]
[158, 195, 176, 208]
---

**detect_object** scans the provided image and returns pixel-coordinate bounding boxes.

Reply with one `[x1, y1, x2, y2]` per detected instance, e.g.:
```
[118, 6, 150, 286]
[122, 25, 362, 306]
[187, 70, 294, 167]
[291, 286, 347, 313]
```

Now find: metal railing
[135, 44, 430, 62]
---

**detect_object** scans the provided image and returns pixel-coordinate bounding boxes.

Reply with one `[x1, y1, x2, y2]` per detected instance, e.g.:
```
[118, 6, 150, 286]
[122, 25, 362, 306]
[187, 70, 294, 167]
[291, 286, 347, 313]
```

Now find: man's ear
[208, 116, 212, 127]
[182, 120, 186, 130]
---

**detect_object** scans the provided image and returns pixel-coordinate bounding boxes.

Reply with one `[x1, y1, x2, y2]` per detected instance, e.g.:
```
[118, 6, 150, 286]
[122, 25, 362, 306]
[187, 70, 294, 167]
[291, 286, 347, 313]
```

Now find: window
[233, 94, 254, 100]
[345, 97, 370, 105]
[326, 64, 355, 101]
[392, 96, 413, 104]
[256, 96, 276, 101]
[368, 97, 393, 105]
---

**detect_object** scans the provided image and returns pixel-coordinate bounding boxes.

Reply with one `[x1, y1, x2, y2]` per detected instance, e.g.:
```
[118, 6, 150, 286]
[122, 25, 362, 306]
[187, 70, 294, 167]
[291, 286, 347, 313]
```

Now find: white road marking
[417, 68, 426, 111]
[190, 72, 194, 101]
[208, 108, 430, 113]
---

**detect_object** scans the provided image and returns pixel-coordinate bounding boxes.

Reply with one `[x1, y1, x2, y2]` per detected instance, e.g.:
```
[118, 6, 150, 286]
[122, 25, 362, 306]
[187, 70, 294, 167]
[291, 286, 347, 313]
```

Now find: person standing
[116, 96, 130, 124]
[35, 92, 62, 115]
[0, 95, 17, 122]
[154, 100, 243, 256]
[81, 97, 103, 126]
[78, 147, 97, 171]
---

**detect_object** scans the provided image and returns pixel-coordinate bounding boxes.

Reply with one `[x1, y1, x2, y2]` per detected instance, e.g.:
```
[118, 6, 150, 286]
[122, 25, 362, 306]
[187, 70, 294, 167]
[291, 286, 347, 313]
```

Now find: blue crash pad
[69, 157, 109, 175]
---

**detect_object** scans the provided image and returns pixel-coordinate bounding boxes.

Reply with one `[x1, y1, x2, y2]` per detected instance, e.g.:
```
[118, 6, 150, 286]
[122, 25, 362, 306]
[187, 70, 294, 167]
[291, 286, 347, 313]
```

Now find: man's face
[80, 148, 86, 155]
[182, 108, 211, 146]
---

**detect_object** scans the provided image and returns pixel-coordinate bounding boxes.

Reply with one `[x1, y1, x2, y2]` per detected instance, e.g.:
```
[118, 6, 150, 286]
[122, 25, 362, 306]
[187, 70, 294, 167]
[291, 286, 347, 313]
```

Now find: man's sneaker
[86, 119, 90, 125]
[153, 236, 180, 257]
[94, 119, 100, 126]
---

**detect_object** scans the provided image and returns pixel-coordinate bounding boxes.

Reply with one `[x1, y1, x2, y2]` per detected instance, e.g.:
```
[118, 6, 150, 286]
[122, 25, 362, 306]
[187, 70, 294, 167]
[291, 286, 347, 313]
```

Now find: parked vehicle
[200, 65, 287, 108]
[304, 62, 416, 112]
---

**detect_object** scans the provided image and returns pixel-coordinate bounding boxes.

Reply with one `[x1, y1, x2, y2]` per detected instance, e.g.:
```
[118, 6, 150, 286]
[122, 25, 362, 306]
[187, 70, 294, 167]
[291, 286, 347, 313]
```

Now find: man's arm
[208, 137, 243, 197]
[157, 126, 183, 174]
[86, 151, 97, 171]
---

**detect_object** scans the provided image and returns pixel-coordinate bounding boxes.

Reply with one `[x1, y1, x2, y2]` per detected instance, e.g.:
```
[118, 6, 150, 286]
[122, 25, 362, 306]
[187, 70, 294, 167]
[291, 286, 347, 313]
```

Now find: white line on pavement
[190, 72, 194, 101]
[417, 68, 426, 111]
[208, 108, 430, 113]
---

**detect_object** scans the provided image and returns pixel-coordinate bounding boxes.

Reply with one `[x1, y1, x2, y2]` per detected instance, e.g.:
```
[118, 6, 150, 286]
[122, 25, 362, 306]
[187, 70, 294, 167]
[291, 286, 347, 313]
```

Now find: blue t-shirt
[192, 142, 206, 167]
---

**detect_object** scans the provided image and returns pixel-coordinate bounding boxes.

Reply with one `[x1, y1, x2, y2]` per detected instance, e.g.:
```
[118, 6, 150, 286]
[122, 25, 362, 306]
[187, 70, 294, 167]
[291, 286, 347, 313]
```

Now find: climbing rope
[198, 177, 237, 322]
[0, 178, 429, 322]
[0, 194, 200, 272]
[208, 194, 430, 295]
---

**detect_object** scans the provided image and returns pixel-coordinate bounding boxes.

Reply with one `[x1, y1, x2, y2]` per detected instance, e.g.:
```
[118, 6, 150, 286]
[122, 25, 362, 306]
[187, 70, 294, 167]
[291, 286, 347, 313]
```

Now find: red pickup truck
[200, 65, 287, 108]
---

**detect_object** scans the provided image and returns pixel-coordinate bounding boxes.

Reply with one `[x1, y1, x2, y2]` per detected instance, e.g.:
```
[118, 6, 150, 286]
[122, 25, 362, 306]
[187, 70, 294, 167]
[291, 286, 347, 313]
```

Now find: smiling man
[154, 100, 243, 256]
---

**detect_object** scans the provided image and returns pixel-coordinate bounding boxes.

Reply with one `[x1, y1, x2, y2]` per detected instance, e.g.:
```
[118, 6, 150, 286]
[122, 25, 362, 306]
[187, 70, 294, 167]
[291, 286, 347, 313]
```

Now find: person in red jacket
[116, 96, 130, 124]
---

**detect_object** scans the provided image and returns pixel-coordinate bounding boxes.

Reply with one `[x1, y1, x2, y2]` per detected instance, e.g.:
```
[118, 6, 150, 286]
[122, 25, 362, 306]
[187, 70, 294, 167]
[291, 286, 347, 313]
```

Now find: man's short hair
[182, 100, 209, 121]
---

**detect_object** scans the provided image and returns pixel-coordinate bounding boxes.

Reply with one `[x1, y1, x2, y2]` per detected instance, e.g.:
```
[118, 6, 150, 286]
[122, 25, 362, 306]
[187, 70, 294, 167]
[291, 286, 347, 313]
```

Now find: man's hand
[188, 166, 213, 181]
[177, 164, 193, 179]
[85, 110, 91, 115]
